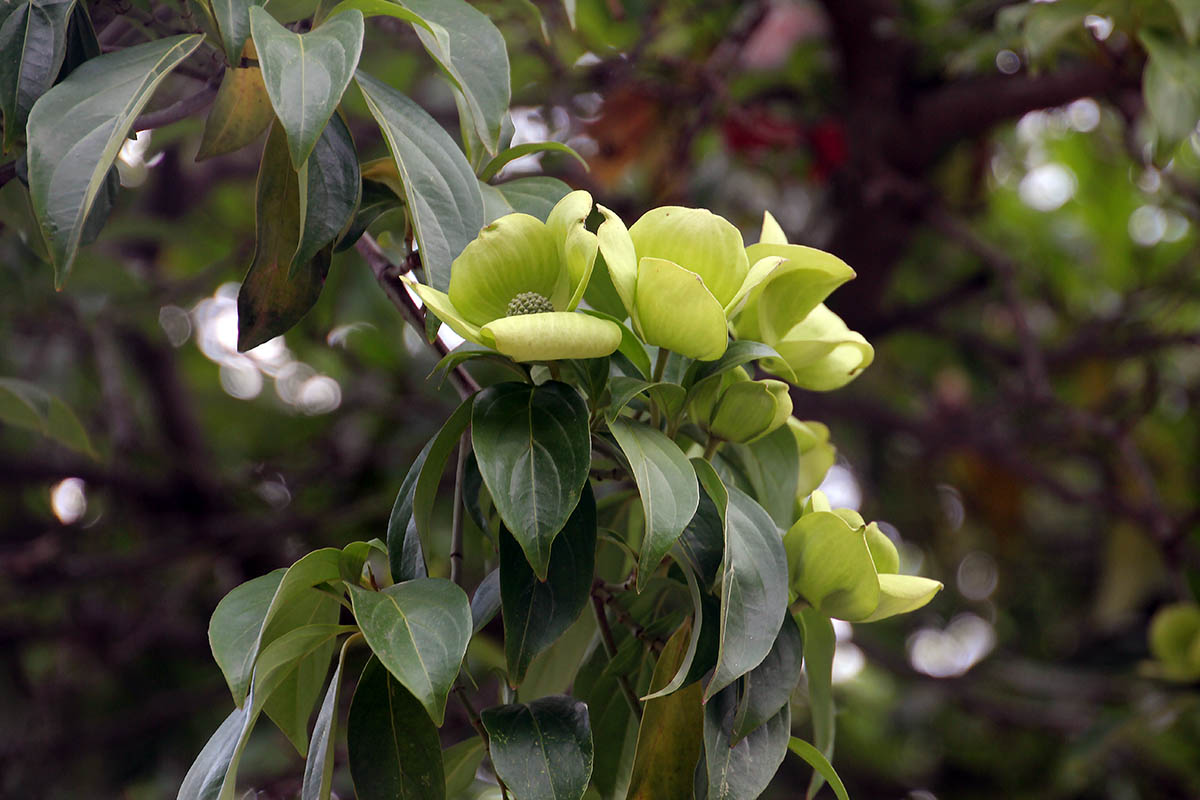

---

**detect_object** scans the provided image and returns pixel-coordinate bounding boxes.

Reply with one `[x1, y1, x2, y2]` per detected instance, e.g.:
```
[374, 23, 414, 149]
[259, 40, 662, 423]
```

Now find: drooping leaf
[703, 685, 790, 800]
[605, 376, 686, 422]
[731, 613, 804, 744]
[236, 123, 331, 351]
[176, 702, 255, 800]
[470, 568, 501, 633]
[626, 622, 703, 800]
[673, 481, 724, 589]
[471, 381, 591, 580]
[482, 695, 593, 800]
[54, 1, 98, 80]
[387, 437, 434, 584]
[479, 140, 588, 181]
[0, 0, 76, 152]
[348, 578, 472, 725]
[195, 66, 274, 161]
[348, 656, 446, 800]
[501, 484, 596, 683]
[683, 340, 780, 388]
[729, 423, 801, 533]
[705, 484, 788, 701]
[355, 70, 483, 292]
[249, 6, 363, 168]
[25, 33, 203, 284]
[293, 111, 359, 270]
[0, 376, 95, 457]
[301, 637, 354, 800]
[787, 739, 851, 800]
[798, 608, 836, 800]
[411, 394, 474, 551]
[641, 556, 719, 701]
[210, 0, 263, 64]
[607, 418, 698, 592]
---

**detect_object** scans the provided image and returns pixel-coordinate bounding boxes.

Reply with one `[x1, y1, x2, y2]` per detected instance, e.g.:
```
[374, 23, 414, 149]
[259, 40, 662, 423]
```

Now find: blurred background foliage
[3, 0, 1200, 798]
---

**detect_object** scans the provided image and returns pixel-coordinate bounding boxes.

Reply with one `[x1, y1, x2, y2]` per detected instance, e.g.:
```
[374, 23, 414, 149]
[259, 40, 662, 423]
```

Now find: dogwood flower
[404, 191, 621, 362]
[784, 491, 942, 622]
[688, 367, 792, 444]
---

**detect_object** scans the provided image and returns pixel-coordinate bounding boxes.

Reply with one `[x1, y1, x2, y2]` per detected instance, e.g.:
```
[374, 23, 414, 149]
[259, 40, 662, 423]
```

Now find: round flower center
[506, 291, 555, 317]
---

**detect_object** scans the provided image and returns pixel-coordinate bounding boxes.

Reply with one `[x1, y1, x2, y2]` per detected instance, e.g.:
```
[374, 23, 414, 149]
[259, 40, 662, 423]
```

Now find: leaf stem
[703, 435, 723, 460]
[449, 431, 469, 586]
[590, 585, 643, 720]
[652, 347, 670, 383]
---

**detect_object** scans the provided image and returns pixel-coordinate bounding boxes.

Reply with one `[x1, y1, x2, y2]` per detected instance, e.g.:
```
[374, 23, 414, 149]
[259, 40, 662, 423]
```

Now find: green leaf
[482, 695, 593, 800]
[1141, 30, 1200, 147]
[607, 418, 698, 592]
[176, 702, 255, 800]
[581, 310, 650, 378]
[348, 578, 472, 725]
[705, 484, 788, 701]
[641, 557, 719, 702]
[237, 123, 331, 351]
[703, 685, 790, 800]
[479, 140, 588, 181]
[387, 438, 433, 584]
[683, 340, 780, 388]
[1169, 0, 1200, 43]
[730, 424, 800, 528]
[348, 656, 446, 800]
[731, 613, 803, 744]
[412, 394, 474, 551]
[0, 377, 95, 457]
[626, 622, 703, 800]
[443, 737, 486, 797]
[471, 381, 591, 580]
[501, 484, 597, 683]
[211, 0, 262, 64]
[606, 376, 686, 421]
[470, 568, 501, 632]
[355, 70, 484, 292]
[255, 620, 348, 756]
[301, 637, 354, 800]
[294, 111, 359, 271]
[195, 66, 274, 162]
[26, 33, 203, 284]
[483, 175, 572, 221]
[208, 569, 286, 707]
[328, 0, 509, 154]
[798, 608, 836, 800]
[0, 0, 76, 152]
[249, 6, 362, 169]
[787, 739, 850, 800]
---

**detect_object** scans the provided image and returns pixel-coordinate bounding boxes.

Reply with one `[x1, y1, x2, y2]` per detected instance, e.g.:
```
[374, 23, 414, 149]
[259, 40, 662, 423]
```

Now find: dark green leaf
[54, 2, 98, 81]
[607, 418, 698, 592]
[605, 376, 685, 421]
[26, 33, 203, 284]
[301, 637, 354, 800]
[798, 607, 836, 800]
[412, 394, 474, 550]
[684, 340, 780, 388]
[208, 569, 286, 707]
[0, 0, 75, 152]
[470, 567, 500, 633]
[249, 6, 363, 168]
[674, 484, 724, 589]
[255, 619, 347, 756]
[641, 556, 719, 701]
[730, 424, 801, 528]
[211, 0, 262, 63]
[479, 140, 588, 181]
[176, 702, 255, 800]
[0, 376, 95, 457]
[501, 484, 596, 683]
[237, 124, 331, 351]
[482, 695, 593, 800]
[348, 578, 472, 725]
[703, 685, 790, 800]
[387, 436, 433, 584]
[355, 70, 483, 292]
[348, 657, 446, 800]
[705, 484, 788, 701]
[731, 613, 803, 744]
[471, 381, 591, 580]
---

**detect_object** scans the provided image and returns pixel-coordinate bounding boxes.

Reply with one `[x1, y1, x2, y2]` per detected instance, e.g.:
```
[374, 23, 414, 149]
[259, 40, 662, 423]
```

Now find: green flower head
[595, 206, 787, 361]
[733, 212, 874, 390]
[783, 491, 942, 622]
[688, 367, 792, 444]
[788, 418, 836, 504]
[405, 191, 622, 362]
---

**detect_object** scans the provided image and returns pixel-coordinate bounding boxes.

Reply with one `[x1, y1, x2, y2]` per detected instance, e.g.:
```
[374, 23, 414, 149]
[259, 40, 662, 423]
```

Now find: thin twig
[449, 432, 469, 586]
[590, 588, 643, 720]
[133, 82, 220, 131]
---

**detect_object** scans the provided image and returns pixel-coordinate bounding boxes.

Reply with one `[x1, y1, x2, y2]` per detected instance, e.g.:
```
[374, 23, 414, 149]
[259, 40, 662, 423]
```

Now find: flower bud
[688, 368, 792, 444]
